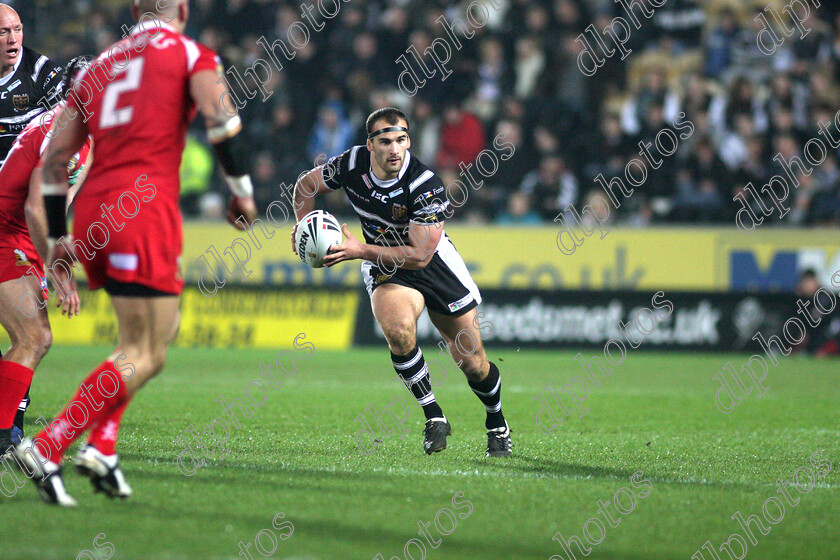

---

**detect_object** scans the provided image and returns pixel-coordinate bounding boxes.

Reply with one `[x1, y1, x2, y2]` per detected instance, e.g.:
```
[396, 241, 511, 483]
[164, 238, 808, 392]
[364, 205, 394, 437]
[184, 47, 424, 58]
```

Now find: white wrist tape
[208, 115, 242, 143]
[41, 182, 68, 196]
[225, 174, 254, 198]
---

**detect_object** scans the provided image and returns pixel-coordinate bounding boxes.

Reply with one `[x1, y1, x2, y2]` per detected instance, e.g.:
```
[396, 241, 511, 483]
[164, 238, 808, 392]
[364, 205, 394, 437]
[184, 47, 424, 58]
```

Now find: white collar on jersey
[368, 150, 411, 188]
[130, 18, 177, 37]
[0, 47, 24, 87]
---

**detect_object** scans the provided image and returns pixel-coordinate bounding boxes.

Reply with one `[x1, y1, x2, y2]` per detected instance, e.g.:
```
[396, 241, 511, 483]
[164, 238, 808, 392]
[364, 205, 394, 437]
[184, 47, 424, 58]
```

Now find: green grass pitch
[0, 345, 837, 560]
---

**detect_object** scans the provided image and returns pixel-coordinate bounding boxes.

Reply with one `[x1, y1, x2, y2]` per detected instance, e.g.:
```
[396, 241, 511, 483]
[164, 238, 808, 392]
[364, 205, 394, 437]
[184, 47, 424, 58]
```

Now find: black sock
[14, 389, 29, 430]
[468, 361, 505, 429]
[0, 427, 11, 450]
[392, 347, 444, 420]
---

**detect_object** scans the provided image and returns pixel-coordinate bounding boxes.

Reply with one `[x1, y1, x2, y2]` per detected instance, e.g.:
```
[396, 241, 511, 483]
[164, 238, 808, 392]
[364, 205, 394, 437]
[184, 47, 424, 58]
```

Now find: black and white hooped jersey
[323, 146, 450, 247]
[0, 47, 63, 165]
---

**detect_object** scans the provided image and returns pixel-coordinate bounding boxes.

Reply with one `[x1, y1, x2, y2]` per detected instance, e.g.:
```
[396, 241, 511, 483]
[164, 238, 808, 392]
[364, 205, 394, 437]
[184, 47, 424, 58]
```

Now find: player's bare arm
[292, 166, 333, 221]
[24, 167, 49, 265]
[41, 106, 87, 189]
[290, 166, 334, 254]
[189, 68, 256, 230]
[323, 220, 442, 270]
[40, 107, 86, 317]
[30, 160, 83, 318]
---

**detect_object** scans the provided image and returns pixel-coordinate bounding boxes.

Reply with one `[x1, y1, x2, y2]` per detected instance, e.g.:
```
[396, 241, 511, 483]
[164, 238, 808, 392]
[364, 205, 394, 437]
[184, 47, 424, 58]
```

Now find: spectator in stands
[409, 98, 441, 165]
[179, 135, 214, 217]
[518, 154, 578, 222]
[28, 0, 840, 229]
[793, 270, 840, 356]
[497, 192, 541, 226]
[437, 104, 486, 170]
[251, 152, 280, 212]
[727, 7, 777, 83]
[472, 36, 512, 121]
[704, 7, 740, 79]
[621, 68, 680, 135]
[651, 0, 706, 53]
[491, 119, 531, 195]
[308, 102, 354, 162]
[513, 36, 546, 100]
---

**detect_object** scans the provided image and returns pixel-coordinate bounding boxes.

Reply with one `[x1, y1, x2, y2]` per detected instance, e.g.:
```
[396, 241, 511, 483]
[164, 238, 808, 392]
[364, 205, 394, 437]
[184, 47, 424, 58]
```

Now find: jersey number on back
[100, 58, 145, 129]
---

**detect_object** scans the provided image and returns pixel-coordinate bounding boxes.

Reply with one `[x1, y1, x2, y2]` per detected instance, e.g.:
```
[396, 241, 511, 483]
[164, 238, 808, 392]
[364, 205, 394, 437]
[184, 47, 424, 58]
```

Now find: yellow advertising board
[0, 286, 359, 350]
[4, 225, 836, 349]
[179, 222, 840, 292]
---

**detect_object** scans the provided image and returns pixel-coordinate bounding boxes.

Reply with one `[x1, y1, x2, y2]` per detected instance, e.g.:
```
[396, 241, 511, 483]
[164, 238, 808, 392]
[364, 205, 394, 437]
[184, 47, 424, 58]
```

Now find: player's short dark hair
[60, 56, 92, 100]
[62, 56, 90, 85]
[366, 107, 409, 135]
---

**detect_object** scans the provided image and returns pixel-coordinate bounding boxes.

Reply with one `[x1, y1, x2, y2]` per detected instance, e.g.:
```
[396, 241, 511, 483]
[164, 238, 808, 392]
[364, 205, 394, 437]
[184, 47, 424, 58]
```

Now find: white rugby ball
[295, 210, 343, 268]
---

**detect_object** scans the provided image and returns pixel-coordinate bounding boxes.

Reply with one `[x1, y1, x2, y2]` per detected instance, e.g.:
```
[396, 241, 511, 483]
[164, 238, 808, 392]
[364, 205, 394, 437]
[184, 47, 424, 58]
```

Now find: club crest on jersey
[392, 203, 407, 220]
[14, 249, 31, 266]
[12, 94, 28, 111]
[375, 272, 392, 283]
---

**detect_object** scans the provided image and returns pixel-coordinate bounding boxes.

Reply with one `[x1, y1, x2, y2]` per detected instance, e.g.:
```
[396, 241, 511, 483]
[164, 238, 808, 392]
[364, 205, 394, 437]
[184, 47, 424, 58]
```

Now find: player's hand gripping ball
[293, 210, 343, 268]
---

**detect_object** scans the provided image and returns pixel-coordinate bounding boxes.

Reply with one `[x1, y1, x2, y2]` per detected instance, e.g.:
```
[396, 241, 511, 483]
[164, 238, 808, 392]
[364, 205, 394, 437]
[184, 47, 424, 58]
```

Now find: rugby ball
[295, 210, 343, 268]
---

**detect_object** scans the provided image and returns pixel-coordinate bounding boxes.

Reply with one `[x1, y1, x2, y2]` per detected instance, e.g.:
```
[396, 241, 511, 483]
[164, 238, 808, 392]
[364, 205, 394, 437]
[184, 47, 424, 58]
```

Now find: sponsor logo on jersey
[14, 249, 31, 266]
[389, 188, 404, 198]
[414, 210, 441, 223]
[67, 153, 80, 173]
[7, 79, 20, 91]
[12, 94, 29, 111]
[392, 203, 407, 220]
[366, 223, 389, 235]
[448, 294, 473, 313]
[361, 174, 374, 190]
[370, 190, 390, 203]
[414, 197, 447, 223]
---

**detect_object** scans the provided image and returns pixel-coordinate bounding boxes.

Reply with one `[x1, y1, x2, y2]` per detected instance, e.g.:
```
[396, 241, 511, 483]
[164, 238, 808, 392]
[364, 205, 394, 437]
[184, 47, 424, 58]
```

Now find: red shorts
[72, 199, 184, 295]
[0, 244, 48, 300]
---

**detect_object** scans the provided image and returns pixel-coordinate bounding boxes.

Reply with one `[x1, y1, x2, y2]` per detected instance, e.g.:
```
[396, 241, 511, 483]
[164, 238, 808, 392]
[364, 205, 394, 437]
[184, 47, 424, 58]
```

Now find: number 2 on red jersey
[100, 58, 144, 129]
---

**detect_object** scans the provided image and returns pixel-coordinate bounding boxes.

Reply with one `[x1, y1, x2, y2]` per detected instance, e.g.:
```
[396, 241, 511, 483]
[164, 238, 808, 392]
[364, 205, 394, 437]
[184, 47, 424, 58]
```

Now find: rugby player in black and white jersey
[0, 4, 63, 165]
[292, 107, 512, 457]
[0, 3, 64, 444]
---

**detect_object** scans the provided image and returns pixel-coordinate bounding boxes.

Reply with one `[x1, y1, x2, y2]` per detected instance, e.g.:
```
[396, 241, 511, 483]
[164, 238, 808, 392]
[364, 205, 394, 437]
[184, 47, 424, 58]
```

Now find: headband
[368, 126, 408, 139]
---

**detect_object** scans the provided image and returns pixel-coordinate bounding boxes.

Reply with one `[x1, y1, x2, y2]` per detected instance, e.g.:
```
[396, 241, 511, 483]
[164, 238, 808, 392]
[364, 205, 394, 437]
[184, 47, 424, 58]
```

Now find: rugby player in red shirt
[12, 0, 257, 506]
[0, 58, 90, 464]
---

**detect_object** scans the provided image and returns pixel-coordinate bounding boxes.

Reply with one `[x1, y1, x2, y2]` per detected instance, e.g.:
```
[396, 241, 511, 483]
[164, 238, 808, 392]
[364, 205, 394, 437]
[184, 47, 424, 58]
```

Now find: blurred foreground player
[0, 2, 66, 442]
[13, 0, 257, 506]
[292, 107, 512, 457]
[0, 57, 91, 458]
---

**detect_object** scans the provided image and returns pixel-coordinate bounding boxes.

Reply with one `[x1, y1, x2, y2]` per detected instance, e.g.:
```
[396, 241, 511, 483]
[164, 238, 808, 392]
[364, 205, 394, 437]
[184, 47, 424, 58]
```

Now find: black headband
[368, 126, 408, 139]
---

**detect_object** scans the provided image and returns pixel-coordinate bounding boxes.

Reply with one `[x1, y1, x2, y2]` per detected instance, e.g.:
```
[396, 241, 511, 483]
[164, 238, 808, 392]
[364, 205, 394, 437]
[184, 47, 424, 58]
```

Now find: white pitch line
[260, 461, 840, 489]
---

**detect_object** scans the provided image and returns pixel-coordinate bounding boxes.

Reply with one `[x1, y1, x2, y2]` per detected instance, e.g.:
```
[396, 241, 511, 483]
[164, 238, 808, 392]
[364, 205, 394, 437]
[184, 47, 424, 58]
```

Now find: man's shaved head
[131, 0, 188, 32]
[0, 2, 22, 76]
[0, 4, 19, 19]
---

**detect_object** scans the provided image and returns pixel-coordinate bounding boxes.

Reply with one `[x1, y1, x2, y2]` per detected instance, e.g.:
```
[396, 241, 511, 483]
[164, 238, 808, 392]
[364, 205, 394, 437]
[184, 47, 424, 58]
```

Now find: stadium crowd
[21, 0, 840, 226]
